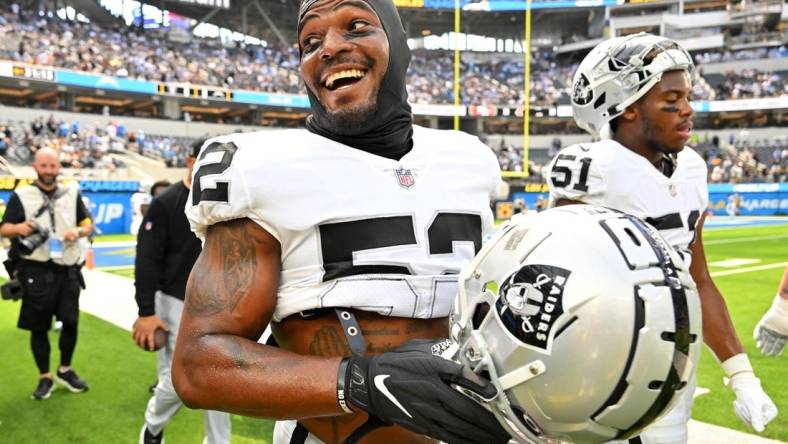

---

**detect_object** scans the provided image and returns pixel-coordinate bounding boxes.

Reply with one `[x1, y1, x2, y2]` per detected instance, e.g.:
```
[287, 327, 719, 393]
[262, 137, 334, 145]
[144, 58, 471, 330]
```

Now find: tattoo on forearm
[186, 221, 264, 317]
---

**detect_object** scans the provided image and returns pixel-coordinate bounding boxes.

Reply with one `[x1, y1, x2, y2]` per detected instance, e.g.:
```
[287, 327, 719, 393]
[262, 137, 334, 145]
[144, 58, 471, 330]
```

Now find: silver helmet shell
[450, 205, 702, 443]
[571, 33, 694, 138]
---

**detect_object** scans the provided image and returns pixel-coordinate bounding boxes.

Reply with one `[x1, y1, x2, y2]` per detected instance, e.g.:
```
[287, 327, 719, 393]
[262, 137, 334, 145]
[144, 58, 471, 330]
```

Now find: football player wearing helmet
[171, 1, 509, 443]
[754, 267, 788, 357]
[548, 33, 777, 442]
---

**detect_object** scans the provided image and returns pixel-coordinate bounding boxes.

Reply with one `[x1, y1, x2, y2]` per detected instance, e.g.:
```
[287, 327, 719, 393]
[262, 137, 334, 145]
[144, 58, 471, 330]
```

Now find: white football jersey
[187, 125, 501, 322]
[547, 139, 708, 266]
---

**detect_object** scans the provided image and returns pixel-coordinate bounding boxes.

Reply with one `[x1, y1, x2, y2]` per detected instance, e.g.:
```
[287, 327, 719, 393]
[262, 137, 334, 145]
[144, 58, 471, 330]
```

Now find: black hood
[298, 0, 413, 160]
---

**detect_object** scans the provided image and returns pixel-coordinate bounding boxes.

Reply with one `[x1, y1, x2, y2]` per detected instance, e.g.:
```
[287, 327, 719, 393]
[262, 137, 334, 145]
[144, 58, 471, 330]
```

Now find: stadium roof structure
[130, 0, 594, 46]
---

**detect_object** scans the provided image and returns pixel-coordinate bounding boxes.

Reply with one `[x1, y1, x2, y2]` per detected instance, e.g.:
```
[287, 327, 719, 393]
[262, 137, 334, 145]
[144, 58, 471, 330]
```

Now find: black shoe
[149, 380, 158, 393]
[31, 377, 54, 400]
[139, 425, 163, 444]
[54, 369, 88, 393]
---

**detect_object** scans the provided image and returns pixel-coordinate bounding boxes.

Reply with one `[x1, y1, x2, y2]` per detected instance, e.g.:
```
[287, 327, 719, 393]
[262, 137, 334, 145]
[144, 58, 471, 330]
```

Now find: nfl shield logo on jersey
[395, 168, 415, 189]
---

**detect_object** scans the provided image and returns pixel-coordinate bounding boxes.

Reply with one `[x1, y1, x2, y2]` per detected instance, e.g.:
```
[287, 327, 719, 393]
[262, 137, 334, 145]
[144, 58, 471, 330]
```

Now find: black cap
[190, 139, 207, 158]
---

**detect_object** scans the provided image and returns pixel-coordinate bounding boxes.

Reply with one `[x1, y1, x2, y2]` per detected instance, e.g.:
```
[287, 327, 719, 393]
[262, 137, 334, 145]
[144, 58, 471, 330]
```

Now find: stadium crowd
[489, 135, 787, 183]
[702, 135, 788, 184]
[0, 115, 199, 171]
[0, 9, 785, 107]
[2, 111, 785, 183]
[693, 46, 788, 64]
[0, 116, 125, 171]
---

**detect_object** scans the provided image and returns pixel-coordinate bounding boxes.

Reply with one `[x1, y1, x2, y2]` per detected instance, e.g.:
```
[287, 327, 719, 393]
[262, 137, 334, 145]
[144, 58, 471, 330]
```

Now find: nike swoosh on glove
[728, 372, 778, 433]
[342, 339, 510, 444]
[753, 294, 788, 356]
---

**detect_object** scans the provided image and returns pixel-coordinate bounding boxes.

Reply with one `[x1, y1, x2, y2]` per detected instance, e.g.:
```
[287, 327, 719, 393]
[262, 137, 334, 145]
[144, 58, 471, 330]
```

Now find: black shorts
[17, 262, 82, 331]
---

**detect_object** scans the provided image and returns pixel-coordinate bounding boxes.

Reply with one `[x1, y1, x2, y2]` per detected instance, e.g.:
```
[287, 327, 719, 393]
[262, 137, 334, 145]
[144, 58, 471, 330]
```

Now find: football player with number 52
[548, 33, 778, 443]
[171, 1, 510, 444]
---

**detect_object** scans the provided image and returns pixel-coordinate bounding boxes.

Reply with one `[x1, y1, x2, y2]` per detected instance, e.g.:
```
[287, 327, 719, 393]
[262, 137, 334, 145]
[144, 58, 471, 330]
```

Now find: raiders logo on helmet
[496, 264, 569, 353]
[571, 73, 593, 105]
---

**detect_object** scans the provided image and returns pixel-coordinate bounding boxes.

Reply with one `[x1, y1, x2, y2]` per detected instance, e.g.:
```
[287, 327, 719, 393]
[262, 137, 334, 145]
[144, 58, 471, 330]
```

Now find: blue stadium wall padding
[0, 179, 139, 235]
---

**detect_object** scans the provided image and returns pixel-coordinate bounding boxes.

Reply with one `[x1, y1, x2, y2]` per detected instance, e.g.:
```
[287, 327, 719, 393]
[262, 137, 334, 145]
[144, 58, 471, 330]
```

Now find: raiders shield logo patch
[571, 73, 593, 105]
[495, 264, 570, 353]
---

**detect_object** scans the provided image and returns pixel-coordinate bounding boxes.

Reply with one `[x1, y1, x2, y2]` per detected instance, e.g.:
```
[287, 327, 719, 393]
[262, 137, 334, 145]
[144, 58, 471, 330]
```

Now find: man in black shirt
[0, 147, 93, 400]
[132, 140, 230, 444]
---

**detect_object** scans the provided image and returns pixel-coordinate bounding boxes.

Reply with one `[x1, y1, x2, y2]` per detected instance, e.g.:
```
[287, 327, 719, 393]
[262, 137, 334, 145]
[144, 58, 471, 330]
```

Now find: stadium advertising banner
[232, 90, 310, 108]
[0, 178, 138, 235]
[56, 71, 158, 95]
[0, 60, 786, 114]
[707, 183, 788, 216]
[157, 83, 234, 101]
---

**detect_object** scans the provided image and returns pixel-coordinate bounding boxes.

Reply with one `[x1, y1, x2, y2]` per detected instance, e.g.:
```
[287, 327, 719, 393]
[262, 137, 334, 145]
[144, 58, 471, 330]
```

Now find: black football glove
[341, 339, 511, 444]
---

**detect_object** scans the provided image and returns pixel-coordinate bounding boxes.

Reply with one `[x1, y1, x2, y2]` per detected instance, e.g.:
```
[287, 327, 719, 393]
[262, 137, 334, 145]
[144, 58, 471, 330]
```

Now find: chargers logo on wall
[496, 264, 570, 353]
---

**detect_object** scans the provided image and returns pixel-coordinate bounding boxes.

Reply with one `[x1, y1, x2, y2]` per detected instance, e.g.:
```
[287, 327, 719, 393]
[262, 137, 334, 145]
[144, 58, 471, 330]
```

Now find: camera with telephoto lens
[17, 224, 50, 256]
[0, 278, 23, 301]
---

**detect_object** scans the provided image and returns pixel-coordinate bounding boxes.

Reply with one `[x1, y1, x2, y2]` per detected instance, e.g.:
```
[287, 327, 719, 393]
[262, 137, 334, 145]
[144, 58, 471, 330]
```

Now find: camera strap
[33, 186, 68, 231]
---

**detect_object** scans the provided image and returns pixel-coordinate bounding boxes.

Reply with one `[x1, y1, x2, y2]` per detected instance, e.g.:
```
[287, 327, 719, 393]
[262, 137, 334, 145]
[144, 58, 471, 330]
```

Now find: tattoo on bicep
[222, 229, 257, 311]
[186, 222, 264, 317]
[186, 259, 225, 316]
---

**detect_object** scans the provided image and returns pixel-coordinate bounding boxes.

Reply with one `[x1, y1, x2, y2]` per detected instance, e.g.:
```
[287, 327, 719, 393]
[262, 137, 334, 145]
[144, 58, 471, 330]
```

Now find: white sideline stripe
[80, 269, 137, 331]
[705, 234, 788, 245]
[710, 262, 788, 278]
[709, 258, 761, 268]
[688, 420, 784, 444]
[694, 386, 711, 398]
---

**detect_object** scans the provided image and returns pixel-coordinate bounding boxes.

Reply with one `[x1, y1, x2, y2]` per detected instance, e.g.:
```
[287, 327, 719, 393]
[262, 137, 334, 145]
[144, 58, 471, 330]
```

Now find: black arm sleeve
[75, 191, 91, 223]
[134, 197, 168, 317]
[1, 192, 25, 226]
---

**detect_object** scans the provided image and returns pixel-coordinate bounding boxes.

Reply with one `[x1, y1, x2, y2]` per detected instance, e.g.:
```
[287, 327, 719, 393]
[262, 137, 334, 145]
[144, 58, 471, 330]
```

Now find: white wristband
[772, 293, 788, 315]
[721, 353, 753, 379]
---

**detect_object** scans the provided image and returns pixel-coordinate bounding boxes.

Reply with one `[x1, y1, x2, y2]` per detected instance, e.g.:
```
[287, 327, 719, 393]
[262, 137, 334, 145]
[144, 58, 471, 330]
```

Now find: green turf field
[93, 233, 136, 243]
[692, 223, 787, 442]
[0, 223, 785, 443]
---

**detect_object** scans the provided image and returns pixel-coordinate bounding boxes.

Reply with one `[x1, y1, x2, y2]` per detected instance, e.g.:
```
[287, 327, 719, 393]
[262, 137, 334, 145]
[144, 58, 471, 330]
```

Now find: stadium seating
[1, 9, 784, 107]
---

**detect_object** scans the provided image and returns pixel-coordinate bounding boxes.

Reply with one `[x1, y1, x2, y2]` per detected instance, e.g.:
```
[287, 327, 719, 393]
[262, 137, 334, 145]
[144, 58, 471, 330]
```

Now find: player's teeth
[325, 70, 365, 89]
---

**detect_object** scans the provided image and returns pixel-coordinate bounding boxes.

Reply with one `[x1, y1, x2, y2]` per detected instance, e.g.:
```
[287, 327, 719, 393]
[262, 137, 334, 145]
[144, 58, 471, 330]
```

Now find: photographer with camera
[0, 147, 93, 400]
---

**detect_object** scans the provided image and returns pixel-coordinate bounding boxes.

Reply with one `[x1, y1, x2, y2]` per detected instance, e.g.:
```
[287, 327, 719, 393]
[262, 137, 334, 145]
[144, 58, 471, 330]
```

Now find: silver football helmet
[450, 205, 702, 443]
[571, 33, 694, 138]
